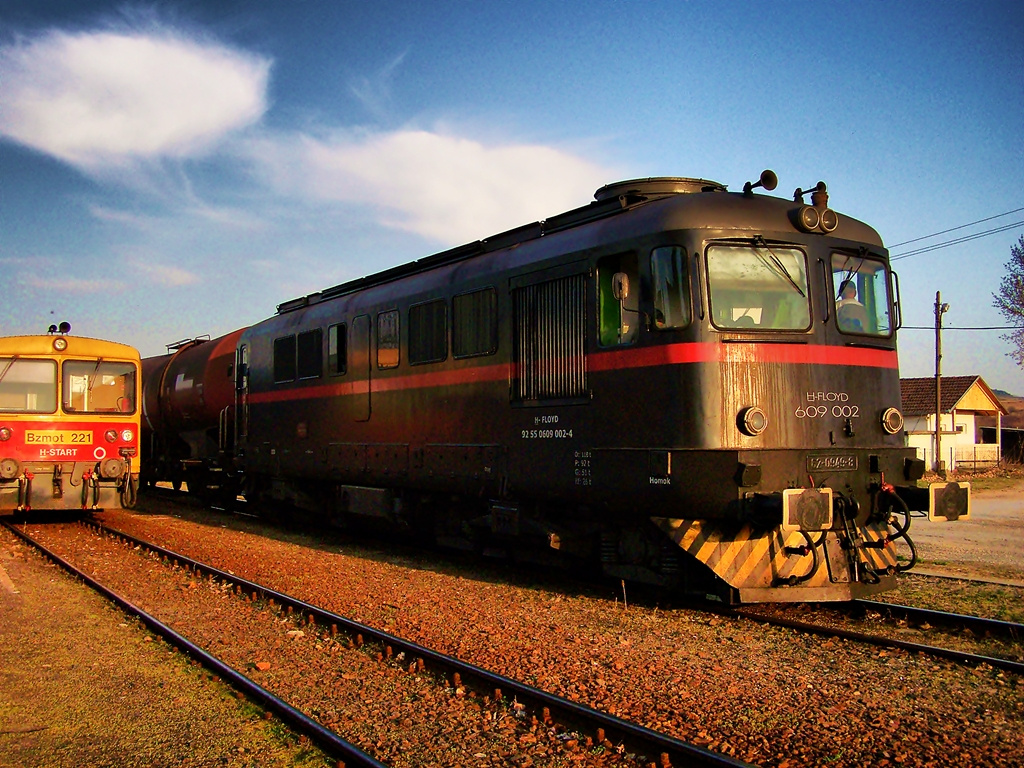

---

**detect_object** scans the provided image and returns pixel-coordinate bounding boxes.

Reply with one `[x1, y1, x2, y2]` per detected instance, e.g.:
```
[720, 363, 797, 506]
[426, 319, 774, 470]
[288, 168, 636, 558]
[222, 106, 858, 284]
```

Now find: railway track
[2, 519, 752, 768]
[731, 602, 1024, 676]
[855, 599, 1024, 641]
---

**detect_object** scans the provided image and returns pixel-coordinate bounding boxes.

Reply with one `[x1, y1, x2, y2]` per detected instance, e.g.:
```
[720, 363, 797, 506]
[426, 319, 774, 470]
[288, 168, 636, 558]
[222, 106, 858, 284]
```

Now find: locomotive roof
[276, 176, 884, 315]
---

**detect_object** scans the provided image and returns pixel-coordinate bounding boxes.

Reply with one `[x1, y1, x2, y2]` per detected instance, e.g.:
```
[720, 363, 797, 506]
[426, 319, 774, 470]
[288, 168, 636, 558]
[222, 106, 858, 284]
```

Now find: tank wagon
[140, 330, 244, 494]
[142, 171, 971, 603]
[1, 325, 141, 513]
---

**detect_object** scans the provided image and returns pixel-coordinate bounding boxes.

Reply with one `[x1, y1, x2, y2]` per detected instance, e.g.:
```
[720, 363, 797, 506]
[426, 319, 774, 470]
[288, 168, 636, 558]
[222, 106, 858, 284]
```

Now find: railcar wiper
[0, 356, 17, 385]
[86, 358, 104, 393]
[754, 236, 806, 297]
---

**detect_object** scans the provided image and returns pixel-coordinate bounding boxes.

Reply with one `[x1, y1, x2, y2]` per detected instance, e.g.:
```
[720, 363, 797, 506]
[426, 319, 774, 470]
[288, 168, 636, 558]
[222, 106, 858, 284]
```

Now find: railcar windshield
[0, 359, 58, 413]
[62, 360, 137, 413]
[706, 244, 811, 330]
[831, 253, 893, 337]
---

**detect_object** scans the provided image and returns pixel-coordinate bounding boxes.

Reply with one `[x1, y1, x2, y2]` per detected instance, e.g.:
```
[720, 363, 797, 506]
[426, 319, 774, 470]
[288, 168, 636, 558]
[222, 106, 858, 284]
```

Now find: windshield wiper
[754, 236, 806, 297]
[837, 256, 864, 298]
[86, 358, 104, 393]
[0, 356, 17, 386]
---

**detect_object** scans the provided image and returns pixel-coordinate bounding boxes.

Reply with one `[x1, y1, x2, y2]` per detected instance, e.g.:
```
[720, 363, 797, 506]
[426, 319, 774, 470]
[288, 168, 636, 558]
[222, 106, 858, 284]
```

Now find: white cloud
[0, 27, 270, 169]
[250, 128, 617, 244]
[0, 22, 620, 262]
[349, 51, 408, 122]
[130, 259, 200, 287]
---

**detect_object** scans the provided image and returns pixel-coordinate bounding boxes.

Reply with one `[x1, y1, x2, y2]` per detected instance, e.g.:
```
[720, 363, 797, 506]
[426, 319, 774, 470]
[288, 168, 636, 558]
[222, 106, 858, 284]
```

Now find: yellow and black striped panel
[651, 517, 898, 592]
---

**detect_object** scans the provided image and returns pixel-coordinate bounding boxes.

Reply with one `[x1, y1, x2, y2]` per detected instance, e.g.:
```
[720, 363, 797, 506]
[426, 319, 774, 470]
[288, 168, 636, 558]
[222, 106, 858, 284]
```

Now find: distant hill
[993, 388, 1019, 399]
[992, 393, 1024, 430]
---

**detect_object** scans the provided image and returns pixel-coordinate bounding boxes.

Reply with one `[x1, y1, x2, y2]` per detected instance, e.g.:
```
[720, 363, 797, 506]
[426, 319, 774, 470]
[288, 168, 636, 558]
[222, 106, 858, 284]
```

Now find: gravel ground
[2, 482, 1022, 768]
[0, 527, 332, 768]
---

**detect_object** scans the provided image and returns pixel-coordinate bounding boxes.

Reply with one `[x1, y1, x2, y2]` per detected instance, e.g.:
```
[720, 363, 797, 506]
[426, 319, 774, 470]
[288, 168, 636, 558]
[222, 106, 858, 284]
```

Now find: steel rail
[855, 600, 1023, 641]
[89, 520, 754, 768]
[1, 520, 389, 768]
[732, 607, 1024, 677]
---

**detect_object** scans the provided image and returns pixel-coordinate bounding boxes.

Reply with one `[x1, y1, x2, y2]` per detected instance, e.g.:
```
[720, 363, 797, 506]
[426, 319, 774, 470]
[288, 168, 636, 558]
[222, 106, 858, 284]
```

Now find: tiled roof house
[900, 375, 1007, 470]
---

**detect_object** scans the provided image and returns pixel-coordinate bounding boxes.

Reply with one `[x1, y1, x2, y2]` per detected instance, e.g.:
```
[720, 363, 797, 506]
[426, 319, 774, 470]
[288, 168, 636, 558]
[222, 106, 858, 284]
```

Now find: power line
[890, 220, 1024, 260]
[901, 325, 1024, 331]
[888, 206, 1024, 249]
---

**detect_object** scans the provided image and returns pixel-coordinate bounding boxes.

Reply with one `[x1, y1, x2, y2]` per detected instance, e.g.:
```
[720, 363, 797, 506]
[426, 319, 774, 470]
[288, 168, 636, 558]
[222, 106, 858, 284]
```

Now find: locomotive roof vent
[593, 176, 725, 202]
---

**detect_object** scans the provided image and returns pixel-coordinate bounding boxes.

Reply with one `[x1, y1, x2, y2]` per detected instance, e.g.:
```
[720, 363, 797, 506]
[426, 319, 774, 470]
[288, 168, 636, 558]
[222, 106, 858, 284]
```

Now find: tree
[993, 234, 1024, 367]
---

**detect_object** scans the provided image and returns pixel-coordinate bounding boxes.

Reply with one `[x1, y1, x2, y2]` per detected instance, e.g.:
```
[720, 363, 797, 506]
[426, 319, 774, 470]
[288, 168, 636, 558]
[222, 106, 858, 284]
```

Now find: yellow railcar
[0, 328, 140, 513]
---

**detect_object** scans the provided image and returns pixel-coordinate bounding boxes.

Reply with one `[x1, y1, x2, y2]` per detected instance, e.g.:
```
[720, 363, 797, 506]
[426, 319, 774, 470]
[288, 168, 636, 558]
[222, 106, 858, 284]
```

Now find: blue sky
[1, 1, 1022, 392]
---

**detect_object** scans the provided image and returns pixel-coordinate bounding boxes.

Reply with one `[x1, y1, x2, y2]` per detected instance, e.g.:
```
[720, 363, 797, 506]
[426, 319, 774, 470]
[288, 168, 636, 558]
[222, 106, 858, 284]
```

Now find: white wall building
[900, 376, 1006, 472]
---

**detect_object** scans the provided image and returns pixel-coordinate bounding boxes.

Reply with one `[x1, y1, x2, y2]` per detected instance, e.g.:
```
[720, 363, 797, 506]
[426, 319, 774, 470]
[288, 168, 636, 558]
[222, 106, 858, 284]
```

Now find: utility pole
[934, 291, 950, 475]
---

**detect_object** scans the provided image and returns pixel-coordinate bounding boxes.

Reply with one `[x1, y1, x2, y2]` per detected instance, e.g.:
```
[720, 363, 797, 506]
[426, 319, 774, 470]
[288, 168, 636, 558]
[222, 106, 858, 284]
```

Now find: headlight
[121, 429, 134, 442]
[738, 406, 769, 437]
[105, 430, 118, 443]
[798, 205, 820, 231]
[881, 407, 904, 435]
[0, 427, 11, 441]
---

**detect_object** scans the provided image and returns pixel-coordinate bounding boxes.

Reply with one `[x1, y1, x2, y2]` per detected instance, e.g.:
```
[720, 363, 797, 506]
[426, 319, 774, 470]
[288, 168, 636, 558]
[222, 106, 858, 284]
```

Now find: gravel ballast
[2, 488, 1022, 767]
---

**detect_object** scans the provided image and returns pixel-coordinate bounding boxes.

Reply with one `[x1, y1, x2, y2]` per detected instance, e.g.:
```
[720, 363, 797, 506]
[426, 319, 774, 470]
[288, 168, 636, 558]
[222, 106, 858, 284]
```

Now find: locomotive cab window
[62, 360, 137, 413]
[377, 310, 400, 369]
[832, 253, 893, 337]
[0, 358, 57, 413]
[706, 243, 811, 331]
[328, 323, 347, 375]
[651, 246, 692, 329]
[598, 253, 639, 346]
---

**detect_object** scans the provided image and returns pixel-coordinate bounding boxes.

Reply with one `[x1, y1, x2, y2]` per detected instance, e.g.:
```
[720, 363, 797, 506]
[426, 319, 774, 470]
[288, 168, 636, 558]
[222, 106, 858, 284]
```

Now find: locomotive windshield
[706, 244, 811, 330]
[0, 358, 58, 413]
[831, 253, 893, 337]
[62, 360, 137, 413]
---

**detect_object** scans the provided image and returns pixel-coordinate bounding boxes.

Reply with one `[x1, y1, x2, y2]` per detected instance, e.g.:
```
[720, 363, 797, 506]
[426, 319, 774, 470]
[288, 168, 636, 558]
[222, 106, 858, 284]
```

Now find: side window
[297, 329, 322, 380]
[328, 323, 347, 375]
[453, 287, 497, 358]
[409, 299, 447, 365]
[831, 253, 892, 337]
[273, 336, 296, 383]
[377, 310, 400, 369]
[598, 252, 639, 346]
[650, 246, 691, 330]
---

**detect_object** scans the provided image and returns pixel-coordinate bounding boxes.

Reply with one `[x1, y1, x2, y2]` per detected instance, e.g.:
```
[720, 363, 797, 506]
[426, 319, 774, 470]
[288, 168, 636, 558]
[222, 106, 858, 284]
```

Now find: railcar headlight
[738, 406, 769, 437]
[105, 429, 118, 443]
[53, 337, 68, 352]
[0, 427, 11, 441]
[881, 407, 904, 435]
[121, 429, 134, 442]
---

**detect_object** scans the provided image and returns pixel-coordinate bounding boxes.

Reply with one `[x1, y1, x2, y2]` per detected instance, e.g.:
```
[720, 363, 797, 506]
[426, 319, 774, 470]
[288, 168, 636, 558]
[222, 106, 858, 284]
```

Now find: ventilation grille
[513, 274, 587, 401]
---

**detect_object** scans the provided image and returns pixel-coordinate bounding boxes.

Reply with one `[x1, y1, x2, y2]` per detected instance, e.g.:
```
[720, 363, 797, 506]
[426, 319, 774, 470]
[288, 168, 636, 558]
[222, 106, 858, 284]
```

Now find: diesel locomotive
[140, 171, 971, 603]
[1, 325, 141, 513]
